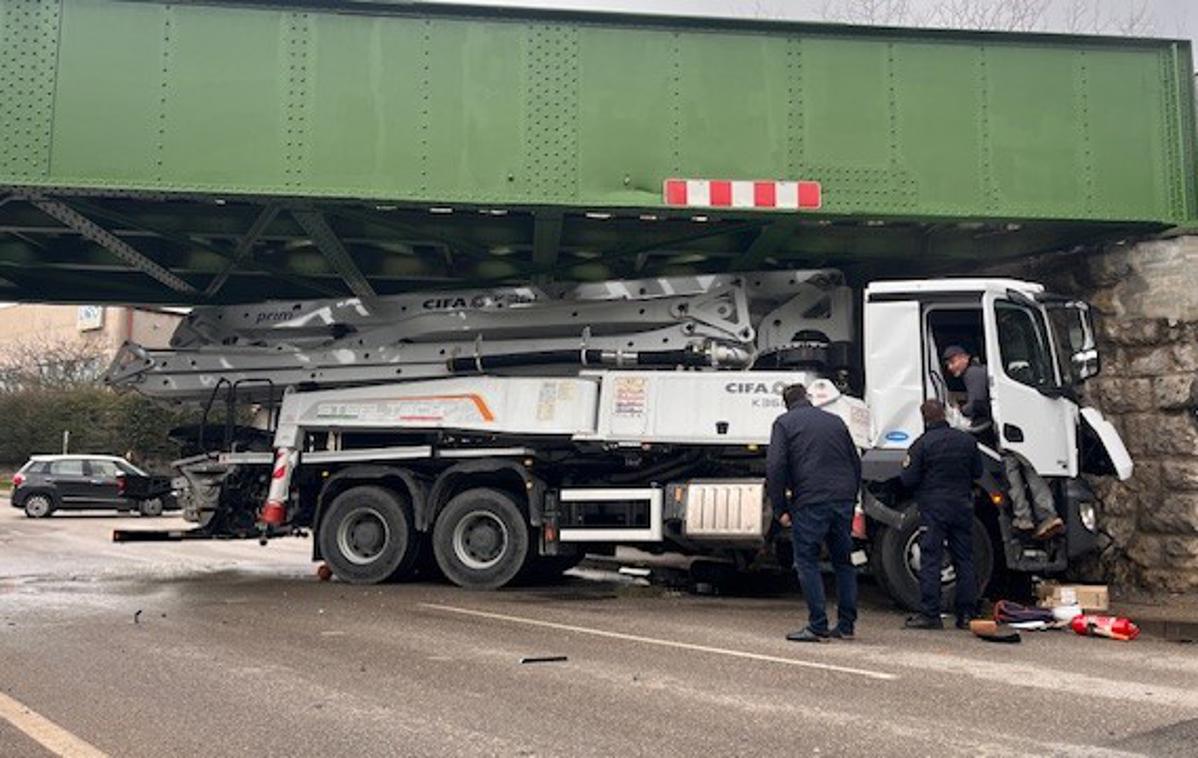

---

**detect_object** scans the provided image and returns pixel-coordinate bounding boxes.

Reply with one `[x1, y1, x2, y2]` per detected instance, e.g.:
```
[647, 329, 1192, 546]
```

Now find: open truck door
[981, 290, 1077, 477]
[1040, 295, 1133, 481]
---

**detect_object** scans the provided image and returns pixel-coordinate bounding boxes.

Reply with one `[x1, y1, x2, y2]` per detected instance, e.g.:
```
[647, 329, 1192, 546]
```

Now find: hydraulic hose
[447, 346, 745, 374]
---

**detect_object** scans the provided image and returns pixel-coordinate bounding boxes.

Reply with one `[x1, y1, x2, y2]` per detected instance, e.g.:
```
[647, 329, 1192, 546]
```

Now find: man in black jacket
[900, 399, 983, 630]
[766, 384, 862, 642]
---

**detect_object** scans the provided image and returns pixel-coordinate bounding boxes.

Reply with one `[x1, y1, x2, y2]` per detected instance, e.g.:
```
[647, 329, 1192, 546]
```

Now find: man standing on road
[943, 345, 1063, 540]
[766, 384, 862, 643]
[900, 399, 983, 630]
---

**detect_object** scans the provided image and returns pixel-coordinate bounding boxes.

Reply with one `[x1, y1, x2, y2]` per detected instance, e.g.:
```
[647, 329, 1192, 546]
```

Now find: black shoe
[955, 615, 977, 630]
[786, 627, 830, 643]
[830, 628, 855, 641]
[904, 614, 944, 630]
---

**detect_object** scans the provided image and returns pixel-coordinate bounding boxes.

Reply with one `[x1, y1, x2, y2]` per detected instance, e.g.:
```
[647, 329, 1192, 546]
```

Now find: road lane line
[0, 690, 108, 758]
[419, 603, 897, 681]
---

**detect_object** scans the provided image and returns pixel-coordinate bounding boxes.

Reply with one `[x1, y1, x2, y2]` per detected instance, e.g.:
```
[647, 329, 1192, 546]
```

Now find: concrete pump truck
[107, 267, 1131, 611]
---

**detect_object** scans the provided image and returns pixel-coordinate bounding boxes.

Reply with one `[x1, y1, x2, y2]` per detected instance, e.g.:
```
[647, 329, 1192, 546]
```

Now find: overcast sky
[447, 0, 1197, 49]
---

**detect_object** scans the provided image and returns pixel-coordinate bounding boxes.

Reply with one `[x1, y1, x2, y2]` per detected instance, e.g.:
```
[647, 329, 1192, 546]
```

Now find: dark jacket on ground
[766, 399, 862, 518]
[899, 420, 984, 509]
[960, 363, 991, 422]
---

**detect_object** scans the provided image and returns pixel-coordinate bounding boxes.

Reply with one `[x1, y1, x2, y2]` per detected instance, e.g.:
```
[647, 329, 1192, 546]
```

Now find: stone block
[1137, 493, 1198, 536]
[1094, 378, 1154, 414]
[1173, 343, 1198, 372]
[1152, 374, 1196, 410]
[1126, 348, 1173, 377]
[1121, 413, 1198, 456]
[1101, 318, 1164, 346]
[1124, 535, 1164, 568]
[1138, 569, 1198, 593]
[1163, 535, 1198, 564]
[1161, 460, 1198, 491]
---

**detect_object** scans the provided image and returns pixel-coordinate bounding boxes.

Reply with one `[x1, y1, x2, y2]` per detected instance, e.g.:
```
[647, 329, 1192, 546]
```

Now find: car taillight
[11, 473, 24, 488]
[116, 475, 126, 495]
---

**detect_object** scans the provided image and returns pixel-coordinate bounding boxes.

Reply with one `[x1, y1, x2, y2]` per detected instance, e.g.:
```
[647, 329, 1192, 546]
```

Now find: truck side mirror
[1072, 348, 1100, 381]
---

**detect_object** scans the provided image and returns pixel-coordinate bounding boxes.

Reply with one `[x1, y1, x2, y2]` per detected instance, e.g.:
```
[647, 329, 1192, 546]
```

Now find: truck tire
[23, 493, 55, 518]
[433, 488, 530, 590]
[873, 508, 993, 613]
[318, 485, 420, 584]
[138, 498, 165, 517]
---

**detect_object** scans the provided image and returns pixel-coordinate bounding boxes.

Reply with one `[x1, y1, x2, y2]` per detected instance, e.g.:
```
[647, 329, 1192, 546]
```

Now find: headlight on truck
[1079, 501, 1097, 532]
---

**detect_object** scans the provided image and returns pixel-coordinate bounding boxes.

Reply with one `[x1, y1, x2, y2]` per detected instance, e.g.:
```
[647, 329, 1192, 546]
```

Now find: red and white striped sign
[663, 179, 822, 211]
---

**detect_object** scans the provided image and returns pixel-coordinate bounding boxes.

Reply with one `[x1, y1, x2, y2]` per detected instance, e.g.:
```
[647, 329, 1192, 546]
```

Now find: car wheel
[317, 485, 420, 584]
[138, 499, 165, 517]
[873, 505, 994, 613]
[23, 494, 54, 519]
[433, 488, 530, 590]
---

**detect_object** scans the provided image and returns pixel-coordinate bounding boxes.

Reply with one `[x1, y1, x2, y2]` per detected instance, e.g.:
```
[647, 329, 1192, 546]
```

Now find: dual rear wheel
[318, 485, 565, 589]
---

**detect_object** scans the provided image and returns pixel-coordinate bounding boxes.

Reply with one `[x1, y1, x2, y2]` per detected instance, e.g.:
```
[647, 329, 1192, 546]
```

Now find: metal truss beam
[205, 203, 279, 297]
[291, 208, 377, 300]
[30, 198, 197, 295]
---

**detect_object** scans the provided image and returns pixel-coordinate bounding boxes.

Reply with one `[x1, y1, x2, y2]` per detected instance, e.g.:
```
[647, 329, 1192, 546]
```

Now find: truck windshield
[995, 300, 1059, 390]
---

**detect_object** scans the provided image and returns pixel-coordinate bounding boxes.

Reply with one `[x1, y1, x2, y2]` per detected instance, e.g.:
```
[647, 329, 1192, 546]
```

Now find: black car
[10, 455, 175, 518]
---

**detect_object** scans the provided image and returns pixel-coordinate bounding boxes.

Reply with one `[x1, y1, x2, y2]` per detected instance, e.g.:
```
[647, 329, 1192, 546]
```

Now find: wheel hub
[336, 507, 390, 565]
[904, 527, 957, 585]
[452, 510, 509, 571]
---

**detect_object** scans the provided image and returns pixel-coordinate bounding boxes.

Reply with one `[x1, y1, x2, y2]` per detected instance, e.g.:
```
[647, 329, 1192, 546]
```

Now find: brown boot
[1033, 516, 1064, 541]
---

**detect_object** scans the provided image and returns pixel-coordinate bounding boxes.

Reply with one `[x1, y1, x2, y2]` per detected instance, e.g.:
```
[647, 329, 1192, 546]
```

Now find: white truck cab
[865, 277, 1130, 480]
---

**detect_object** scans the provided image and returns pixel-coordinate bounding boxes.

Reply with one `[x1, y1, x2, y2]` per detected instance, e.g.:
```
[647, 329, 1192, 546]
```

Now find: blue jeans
[918, 503, 976, 620]
[791, 500, 858, 634]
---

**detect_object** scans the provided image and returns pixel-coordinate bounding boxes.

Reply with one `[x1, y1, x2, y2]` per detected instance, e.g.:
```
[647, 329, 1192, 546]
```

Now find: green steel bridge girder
[0, 0, 1196, 303]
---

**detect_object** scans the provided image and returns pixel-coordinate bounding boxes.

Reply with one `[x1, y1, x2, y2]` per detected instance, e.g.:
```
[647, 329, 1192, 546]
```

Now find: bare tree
[821, 0, 916, 25]
[0, 338, 108, 393]
[1064, 0, 1154, 36]
[930, 0, 1051, 32]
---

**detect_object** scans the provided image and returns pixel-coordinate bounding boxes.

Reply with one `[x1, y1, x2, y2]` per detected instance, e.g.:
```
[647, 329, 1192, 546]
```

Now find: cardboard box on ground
[1036, 582, 1110, 611]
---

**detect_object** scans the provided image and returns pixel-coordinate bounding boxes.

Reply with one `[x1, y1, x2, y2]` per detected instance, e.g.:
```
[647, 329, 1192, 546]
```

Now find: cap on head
[941, 345, 968, 362]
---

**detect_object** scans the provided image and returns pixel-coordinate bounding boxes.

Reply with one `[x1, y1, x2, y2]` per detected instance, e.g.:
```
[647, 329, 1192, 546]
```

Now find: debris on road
[316, 563, 332, 582]
[520, 656, 568, 664]
[133, 609, 142, 625]
[969, 619, 1021, 643]
[1037, 582, 1109, 612]
[1071, 614, 1141, 642]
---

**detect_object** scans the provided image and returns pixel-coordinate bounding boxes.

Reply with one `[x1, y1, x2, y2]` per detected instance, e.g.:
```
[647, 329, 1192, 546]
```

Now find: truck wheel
[318, 486, 420, 585]
[23, 493, 54, 518]
[138, 498, 165, 517]
[874, 508, 994, 613]
[433, 488, 530, 590]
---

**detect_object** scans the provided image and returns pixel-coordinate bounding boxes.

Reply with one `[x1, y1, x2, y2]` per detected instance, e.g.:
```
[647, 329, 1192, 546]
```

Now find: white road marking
[0, 690, 108, 758]
[419, 603, 897, 681]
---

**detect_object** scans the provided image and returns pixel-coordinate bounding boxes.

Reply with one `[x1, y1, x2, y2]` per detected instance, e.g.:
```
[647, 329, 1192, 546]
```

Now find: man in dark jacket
[942, 345, 990, 428]
[766, 384, 862, 642]
[943, 344, 1063, 541]
[900, 399, 983, 630]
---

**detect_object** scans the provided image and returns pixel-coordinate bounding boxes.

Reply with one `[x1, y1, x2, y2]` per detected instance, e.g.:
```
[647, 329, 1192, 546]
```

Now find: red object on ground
[1070, 614, 1140, 641]
[316, 564, 333, 582]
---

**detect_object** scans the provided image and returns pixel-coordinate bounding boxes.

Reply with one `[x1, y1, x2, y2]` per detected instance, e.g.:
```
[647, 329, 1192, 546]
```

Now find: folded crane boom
[105, 270, 854, 402]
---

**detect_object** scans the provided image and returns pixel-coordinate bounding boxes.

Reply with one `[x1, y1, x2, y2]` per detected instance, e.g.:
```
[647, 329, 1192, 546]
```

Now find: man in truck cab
[943, 345, 1064, 541]
[767, 383, 862, 643]
[900, 400, 982, 630]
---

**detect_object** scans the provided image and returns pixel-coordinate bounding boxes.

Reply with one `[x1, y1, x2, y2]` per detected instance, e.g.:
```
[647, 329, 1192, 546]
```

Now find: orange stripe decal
[392, 394, 496, 422]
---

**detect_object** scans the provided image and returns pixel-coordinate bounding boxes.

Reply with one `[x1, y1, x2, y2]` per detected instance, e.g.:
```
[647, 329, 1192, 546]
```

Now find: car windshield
[115, 460, 149, 477]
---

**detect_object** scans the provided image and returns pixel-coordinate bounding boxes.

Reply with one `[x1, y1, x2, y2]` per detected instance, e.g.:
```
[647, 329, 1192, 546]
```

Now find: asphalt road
[2, 502, 1197, 757]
